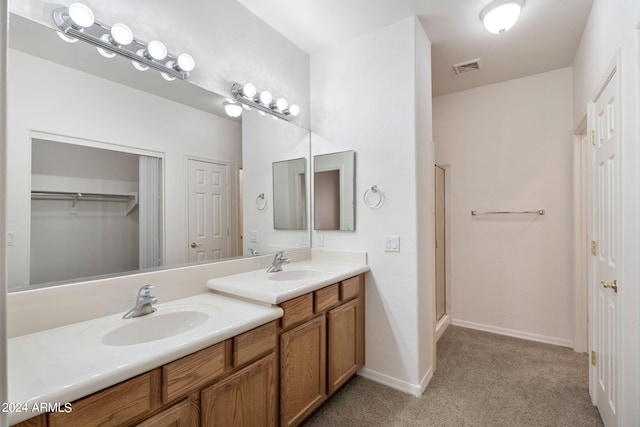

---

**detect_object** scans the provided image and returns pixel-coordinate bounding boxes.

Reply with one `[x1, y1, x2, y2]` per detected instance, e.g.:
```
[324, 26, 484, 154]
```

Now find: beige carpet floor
[302, 325, 603, 427]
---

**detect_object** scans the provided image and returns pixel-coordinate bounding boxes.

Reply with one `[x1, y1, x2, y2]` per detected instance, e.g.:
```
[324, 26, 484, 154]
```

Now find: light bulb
[223, 101, 243, 118]
[97, 35, 116, 58]
[242, 104, 252, 111]
[146, 40, 167, 60]
[133, 50, 149, 71]
[161, 72, 176, 81]
[259, 91, 273, 105]
[57, 31, 78, 43]
[110, 23, 133, 45]
[242, 83, 257, 98]
[480, 0, 523, 34]
[287, 104, 300, 117]
[68, 3, 94, 28]
[177, 54, 195, 72]
[275, 98, 288, 111]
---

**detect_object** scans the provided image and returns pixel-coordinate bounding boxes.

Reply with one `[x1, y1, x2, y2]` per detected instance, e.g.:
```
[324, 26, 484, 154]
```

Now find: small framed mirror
[313, 150, 355, 231]
[272, 158, 307, 230]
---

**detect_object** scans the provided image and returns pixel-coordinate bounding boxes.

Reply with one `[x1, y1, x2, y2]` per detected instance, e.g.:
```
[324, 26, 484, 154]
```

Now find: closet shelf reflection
[31, 191, 138, 215]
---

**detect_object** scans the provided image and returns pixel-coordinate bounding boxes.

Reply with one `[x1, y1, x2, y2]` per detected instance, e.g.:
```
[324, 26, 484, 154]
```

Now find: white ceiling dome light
[480, 0, 525, 34]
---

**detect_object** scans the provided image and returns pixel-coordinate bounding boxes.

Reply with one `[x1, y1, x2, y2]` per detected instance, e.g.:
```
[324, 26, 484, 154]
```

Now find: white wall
[572, 0, 640, 423]
[434, 68, 574, 347]
[415, 19, 435, 382]
[311, 17, 434, 394]
[6, 49, 242, 288]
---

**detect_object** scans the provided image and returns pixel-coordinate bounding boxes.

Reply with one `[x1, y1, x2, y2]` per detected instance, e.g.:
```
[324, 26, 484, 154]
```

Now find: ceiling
[235, 0, 594, 97]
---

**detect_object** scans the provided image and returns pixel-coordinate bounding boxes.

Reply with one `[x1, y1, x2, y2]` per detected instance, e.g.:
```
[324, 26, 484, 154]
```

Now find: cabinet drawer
[134, 398, 196, 427]
[48, 371, 156, 427]
[340, 276, 361, 301]
[314, 284, 339, 312]
[162, 341, 226, 403]
[280, 293, 313, 329]
[233, 321, 277, 367]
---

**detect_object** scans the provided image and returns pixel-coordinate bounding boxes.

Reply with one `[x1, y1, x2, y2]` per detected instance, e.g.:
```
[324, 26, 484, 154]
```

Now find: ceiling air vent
[453, 59, 481, 75]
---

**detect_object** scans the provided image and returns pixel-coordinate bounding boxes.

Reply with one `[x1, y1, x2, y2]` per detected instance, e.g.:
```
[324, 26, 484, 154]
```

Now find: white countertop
[206, 259, 370, 304]
[7, 292, 282, 425]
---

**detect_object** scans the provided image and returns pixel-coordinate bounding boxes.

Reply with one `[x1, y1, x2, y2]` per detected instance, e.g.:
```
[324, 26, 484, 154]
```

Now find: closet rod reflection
[471, 210, 545, 216]
[31, 191, 136, 203]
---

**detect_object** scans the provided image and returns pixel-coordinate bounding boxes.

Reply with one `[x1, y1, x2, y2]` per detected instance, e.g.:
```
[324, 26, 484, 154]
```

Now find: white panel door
[591, 69, 619, 427]
[187, 159, 229, 262]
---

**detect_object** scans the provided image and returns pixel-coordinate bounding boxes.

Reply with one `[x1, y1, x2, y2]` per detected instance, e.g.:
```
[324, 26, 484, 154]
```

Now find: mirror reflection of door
[187, 158, 230, 262]
[314, 170, 340, 230]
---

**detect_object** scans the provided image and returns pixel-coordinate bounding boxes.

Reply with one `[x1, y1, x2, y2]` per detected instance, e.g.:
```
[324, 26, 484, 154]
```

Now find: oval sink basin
[268, 270, 321, 281]
[101, 311, 209, 346]
[77, 305, 216, 347]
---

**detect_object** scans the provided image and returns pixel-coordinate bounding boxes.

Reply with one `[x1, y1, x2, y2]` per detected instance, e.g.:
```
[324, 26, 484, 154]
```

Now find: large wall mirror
[313, 151, 355, 231]
[6, 14, 310, 291]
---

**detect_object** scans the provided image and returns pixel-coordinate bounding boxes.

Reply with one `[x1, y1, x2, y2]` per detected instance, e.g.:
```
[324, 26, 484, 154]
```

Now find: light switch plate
[249, 231, 258, 243]
[384, 236, 400, 252]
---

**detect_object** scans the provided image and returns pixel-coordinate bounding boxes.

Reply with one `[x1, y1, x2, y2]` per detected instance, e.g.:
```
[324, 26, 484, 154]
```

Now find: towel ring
[364, 185, 384, 209]
[255, 193, 267, 211]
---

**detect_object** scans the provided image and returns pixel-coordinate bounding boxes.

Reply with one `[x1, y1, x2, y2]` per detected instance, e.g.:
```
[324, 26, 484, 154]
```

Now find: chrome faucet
[248, 248, 260, 256]
[267, 251, 290, 273]
[123, 285, 158, 319]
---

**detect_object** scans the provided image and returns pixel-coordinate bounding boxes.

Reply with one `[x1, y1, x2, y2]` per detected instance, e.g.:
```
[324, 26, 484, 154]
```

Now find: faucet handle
[139, 284, 155, 296]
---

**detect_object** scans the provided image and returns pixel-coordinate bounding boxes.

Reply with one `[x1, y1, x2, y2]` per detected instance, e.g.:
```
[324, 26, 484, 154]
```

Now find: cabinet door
[201, 353, 277, 427]
[327, 297, 363, 395]
[280, 315, 326, 427]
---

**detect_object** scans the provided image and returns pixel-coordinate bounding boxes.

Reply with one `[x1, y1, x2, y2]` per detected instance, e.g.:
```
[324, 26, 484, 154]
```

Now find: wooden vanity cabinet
[279, 274, 365, 427]
[13, 320, 278, 427]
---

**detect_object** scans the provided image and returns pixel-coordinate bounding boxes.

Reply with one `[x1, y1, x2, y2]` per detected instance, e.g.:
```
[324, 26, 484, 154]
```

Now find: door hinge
[591, 351, 597, 366]
[591, 130, 596, 146]
[591, 241, 597, 256]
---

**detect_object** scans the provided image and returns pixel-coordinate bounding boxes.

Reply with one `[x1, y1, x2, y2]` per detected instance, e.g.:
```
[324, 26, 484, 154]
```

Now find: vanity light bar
[52, 4, 193, 80]
[230, 82, 300, 121]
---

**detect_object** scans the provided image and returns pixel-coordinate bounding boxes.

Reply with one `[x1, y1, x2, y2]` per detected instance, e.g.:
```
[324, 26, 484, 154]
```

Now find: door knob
[190, 242, 199, 248]
[601, 280, 618, 293]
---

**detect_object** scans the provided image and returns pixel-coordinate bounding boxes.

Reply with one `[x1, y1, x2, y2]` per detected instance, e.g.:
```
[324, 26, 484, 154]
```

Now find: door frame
[586, 52, 622, 414]
[572, 118, 589, 354]
[434, 163, 452, 342]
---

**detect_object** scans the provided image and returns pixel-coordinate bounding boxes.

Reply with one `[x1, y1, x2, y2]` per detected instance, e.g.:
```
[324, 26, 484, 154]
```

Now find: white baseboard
[358, 366, 432, 397]
[451, 319, 573, 348]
